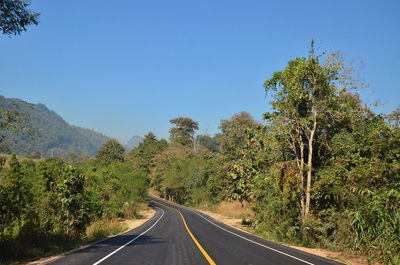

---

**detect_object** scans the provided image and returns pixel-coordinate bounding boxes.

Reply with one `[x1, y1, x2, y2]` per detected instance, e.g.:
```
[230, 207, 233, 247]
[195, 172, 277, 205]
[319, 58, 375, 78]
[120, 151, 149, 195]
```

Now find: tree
[48, 165, 91, 237]
[96, 139, 125, 164]
[217, 112, 259, 203]
[263, 44, 354, 229]
[161, 154, 217, 205]
[219, 112, 259, 159]
[0, 0, 40, 36]
[150, 145, 191, 198]
[196, 134, 220, 153]
[0, 155, 32, 240]
[169, 117, 199, 148]
[128, 132, 167, 173]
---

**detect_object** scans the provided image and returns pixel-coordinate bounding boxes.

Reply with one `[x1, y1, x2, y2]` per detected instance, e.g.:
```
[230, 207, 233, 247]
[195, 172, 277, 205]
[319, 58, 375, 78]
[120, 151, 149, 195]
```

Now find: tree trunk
[305, 111, 317, 221]
[299, 137, 306, 225]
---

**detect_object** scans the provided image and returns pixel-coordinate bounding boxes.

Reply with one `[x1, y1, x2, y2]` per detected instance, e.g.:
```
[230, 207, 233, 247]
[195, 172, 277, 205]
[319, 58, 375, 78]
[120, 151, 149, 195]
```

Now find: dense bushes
[0, 145, 148, 263]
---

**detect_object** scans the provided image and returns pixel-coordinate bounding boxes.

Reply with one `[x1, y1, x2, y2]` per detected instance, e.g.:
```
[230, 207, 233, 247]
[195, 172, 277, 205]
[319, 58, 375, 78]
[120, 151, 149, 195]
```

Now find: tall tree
[128, 132, 167, 173]
[196, 134, 220, 153]
[219, 111, 259, 159]
[0, 0, 40, 36]
[0, 155, 32, 237]
[169, 117, 199, 148]
[96, 139, 125, 164]
[263, 44, 354, 228]
[218, 112, 259, 203]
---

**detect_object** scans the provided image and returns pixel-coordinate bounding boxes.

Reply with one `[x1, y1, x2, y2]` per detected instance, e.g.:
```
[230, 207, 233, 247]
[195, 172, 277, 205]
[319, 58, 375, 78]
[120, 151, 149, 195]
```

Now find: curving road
[49, 196, 343, 265]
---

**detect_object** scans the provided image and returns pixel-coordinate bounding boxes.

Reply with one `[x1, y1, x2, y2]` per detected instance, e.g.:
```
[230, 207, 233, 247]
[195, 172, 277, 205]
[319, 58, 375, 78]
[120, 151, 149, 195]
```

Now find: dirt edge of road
[27, 208, 156, 265]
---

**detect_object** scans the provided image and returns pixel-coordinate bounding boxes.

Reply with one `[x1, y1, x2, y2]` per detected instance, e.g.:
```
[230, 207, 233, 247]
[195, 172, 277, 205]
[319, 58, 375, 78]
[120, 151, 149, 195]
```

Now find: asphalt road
[49, 196, 344, 265]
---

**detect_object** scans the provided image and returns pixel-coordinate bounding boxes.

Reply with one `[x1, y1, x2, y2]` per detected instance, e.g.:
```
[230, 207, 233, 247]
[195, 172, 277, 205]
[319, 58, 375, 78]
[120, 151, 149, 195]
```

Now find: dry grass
[214, 200, 253, 219]
[85, 218, 127, 241]
[197, 209, 253, 233]
[85, 207, 156, 241]
[123, 208, 156, 231]
[0, 153, 41, 168]
[148, 188, 161, 197]
[195, 200, 255, 234]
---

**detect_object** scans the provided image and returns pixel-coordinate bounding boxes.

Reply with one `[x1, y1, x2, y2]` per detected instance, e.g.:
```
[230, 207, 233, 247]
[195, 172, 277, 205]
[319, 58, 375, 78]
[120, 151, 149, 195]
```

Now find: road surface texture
[49, 196, 343, 265]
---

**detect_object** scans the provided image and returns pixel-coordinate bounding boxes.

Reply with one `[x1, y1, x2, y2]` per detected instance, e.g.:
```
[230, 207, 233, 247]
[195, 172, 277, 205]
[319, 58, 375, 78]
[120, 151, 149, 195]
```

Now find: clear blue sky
[1, 0, 399, 143]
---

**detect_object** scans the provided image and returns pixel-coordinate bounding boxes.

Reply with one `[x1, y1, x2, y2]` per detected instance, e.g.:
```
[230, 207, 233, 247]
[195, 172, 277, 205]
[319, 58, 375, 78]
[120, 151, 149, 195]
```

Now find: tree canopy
[0, 0, 40, 36]
[96, 139, 125, 164]
[169, 117, 199, 148]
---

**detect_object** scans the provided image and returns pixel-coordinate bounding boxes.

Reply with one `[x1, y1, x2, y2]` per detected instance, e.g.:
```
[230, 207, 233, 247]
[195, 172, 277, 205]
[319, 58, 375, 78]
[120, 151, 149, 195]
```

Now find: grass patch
[214, 200, 253, 219]
[84, 218, 127, 242]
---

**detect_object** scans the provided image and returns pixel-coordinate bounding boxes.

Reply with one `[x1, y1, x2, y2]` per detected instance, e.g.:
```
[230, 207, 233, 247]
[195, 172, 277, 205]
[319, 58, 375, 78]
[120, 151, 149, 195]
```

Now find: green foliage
[196, 134, 220, 153]
[0, 152, 148, 263]
[0, 0, 40, 35]
[161, 153, 217, 205]
[83, 161, 148, 218]
[219, 111, 259, 159]
[42, 166, 92, 237]
[0, 155, 33, 242]
[96, 139, 125, 165]
[217, 112, 259, 202]
[265, 52, 340, 222]
[169, 117, 199, 147]
[149, 126, 219, 207]
[128, 132, 167, 173]
[247, 49, 399, 263]
[150, 145, 191, 194]
[312, 113, 400, 263]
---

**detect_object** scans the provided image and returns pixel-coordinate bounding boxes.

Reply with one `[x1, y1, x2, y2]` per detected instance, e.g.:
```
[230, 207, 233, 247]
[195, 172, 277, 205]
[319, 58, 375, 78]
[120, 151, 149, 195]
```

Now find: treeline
[0, 141, 148, 263]
[131, 50, 399, 263]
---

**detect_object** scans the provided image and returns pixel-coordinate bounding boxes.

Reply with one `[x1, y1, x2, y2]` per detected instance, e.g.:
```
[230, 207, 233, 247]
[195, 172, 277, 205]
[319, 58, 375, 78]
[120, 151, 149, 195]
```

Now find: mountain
[126, 135, 143, 150]
[0, 95, 110, 158]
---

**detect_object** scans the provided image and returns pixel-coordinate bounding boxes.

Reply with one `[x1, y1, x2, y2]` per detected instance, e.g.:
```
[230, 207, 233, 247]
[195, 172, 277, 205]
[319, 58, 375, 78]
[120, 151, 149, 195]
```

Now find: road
[49, 196, 343, 265]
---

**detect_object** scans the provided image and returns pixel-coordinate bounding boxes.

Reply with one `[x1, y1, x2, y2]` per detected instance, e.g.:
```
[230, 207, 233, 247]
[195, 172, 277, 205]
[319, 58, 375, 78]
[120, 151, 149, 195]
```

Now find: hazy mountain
[126, 135, 143, 150]
[0, 95, 110, 158]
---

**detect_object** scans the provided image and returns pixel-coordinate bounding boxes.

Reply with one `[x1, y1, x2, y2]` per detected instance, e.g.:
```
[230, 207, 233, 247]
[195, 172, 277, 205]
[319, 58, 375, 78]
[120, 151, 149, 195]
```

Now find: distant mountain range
[0, 95, 110, 158]
[126, 135, 143, 151]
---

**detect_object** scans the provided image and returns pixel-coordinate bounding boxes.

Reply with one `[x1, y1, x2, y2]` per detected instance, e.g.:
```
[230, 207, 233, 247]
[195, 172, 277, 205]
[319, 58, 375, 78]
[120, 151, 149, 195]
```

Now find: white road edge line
[93, 207, 165, 265]
[192, 211, 315, 265]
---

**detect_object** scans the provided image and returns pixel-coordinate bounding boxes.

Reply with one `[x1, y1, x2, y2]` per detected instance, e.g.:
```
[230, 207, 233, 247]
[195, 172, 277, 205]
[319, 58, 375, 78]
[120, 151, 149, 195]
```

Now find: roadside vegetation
[0, 141, 148, 263]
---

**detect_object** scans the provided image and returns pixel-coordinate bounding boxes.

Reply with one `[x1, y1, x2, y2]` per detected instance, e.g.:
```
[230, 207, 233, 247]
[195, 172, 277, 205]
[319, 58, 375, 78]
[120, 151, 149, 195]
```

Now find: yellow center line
[150, 200, 217, 265]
